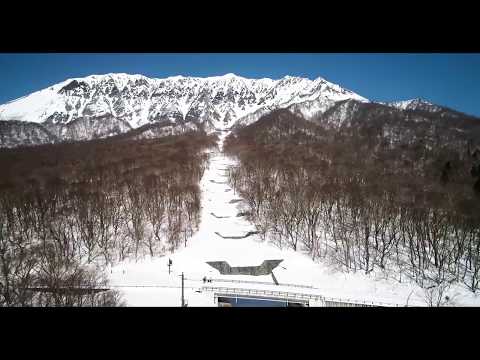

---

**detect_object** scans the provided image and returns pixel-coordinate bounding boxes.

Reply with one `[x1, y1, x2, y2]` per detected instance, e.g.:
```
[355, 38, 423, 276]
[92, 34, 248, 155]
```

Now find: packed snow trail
[109, 130, 480, 307]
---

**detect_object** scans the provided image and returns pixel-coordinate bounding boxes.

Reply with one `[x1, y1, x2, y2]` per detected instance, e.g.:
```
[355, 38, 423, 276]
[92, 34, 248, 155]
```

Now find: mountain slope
[314, 98, 480, 146]
[0, 73, 368, 147]
[0, 120, 58, 148]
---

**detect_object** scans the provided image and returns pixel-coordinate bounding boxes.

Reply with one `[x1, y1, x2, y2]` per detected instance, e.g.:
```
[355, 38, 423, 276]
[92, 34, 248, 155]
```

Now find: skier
[203, 276, 207, 284]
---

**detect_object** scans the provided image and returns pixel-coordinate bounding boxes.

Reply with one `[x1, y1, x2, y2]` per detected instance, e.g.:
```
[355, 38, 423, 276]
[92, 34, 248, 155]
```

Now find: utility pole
[181, 272, 185, 307]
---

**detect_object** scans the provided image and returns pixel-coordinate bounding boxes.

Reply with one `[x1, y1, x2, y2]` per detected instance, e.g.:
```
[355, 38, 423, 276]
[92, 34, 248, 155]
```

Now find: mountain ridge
[0, 72, 367, 123]
[0, 72, 476, 148]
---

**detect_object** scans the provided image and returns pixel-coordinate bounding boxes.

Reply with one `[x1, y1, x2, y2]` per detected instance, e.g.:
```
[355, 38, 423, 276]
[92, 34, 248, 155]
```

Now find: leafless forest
[0, 131, 216, 306]
[224, 110, 480, 293]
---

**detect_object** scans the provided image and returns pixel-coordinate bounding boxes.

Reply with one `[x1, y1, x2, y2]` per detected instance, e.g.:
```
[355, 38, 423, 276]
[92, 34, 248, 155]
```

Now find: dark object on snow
[214, 231, 259, 239]
[236, 211, 251, 217]
[271, 272, 279, 285]
[206, 260, 283, 276]
[203, 276, 207, 283]
[211, 212, 230, 219]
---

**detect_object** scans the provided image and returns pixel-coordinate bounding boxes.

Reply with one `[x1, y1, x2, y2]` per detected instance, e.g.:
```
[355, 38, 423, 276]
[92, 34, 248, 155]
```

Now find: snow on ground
[109, 130, 480, 307]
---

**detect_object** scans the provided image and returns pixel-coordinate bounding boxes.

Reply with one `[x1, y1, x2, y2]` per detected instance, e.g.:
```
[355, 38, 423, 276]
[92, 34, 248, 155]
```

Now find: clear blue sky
[1, 53, 479, 116]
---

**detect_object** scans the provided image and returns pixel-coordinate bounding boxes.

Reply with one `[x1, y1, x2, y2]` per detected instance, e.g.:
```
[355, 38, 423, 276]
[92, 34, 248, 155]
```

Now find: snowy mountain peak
[223, 73, 239, 78]
[390, 98, 433, 108]
[383, 98, 446, 113]
[313, 75, 326, 82]
[410, 97, 433, 105]
[0, 72, 370, 147]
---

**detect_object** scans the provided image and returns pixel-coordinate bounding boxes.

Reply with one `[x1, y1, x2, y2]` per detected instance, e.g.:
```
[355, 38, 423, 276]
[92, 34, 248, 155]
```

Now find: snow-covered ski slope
[108, 130, 480, 307]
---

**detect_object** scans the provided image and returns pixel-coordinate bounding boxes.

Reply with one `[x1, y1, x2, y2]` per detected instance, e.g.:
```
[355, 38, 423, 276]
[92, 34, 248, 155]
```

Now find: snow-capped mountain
[0, 73, 368, 147]
[309, 98, 480, 151]
[233, 76, 368, 128]
[383, 98, 444, 113]
[381, 98, 474, 120]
